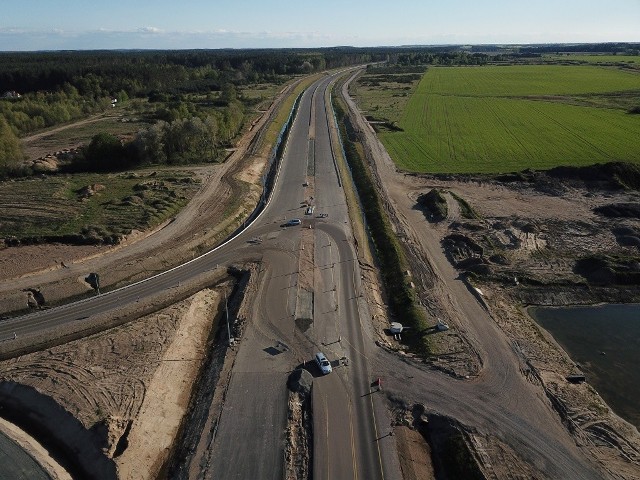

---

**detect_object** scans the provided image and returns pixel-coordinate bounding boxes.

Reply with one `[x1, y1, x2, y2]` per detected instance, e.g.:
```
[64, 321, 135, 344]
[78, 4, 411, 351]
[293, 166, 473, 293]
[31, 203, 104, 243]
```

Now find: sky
[1, 0, 639, 51]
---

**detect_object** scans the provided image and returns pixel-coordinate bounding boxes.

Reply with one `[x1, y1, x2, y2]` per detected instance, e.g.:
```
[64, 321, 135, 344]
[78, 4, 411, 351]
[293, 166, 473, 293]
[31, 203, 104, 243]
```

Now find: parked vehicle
[315, 352, 332, 375]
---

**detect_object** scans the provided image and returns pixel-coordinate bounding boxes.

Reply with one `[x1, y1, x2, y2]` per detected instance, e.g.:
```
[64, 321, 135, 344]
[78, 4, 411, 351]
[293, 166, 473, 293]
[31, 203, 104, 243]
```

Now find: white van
[315, 352, 332, 375]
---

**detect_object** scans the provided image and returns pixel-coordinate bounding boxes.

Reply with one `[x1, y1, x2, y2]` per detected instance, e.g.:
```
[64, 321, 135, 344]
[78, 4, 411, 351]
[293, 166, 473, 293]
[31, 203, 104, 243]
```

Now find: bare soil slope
[0, 288, 223, 478]
[342, 69, 640, 478]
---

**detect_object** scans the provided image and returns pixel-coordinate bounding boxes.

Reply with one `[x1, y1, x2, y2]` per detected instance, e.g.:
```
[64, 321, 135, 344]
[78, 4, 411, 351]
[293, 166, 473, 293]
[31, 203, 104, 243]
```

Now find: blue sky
[1, 0, 639, 51]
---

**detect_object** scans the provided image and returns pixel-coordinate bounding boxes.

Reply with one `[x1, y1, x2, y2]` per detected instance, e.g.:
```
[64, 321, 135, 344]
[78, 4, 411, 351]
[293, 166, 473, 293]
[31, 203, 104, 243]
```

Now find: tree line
[0, 48, 379, 98]
[0, 48, 386, 176]
[74, 112, 236, 173]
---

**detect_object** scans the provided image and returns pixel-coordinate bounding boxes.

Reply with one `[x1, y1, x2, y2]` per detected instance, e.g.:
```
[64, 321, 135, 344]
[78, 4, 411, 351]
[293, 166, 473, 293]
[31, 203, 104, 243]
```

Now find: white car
[315, 352, 332, 375]
[286, 218, 302, 226]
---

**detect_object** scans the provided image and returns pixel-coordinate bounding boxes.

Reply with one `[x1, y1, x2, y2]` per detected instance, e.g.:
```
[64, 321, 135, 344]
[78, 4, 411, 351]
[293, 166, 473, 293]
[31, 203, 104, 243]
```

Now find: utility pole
[225, 291, 234, 346]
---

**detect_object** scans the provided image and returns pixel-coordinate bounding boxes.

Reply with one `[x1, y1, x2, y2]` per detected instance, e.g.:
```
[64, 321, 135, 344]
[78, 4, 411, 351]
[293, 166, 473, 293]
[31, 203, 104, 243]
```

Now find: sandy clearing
[115, 289, 220, 479]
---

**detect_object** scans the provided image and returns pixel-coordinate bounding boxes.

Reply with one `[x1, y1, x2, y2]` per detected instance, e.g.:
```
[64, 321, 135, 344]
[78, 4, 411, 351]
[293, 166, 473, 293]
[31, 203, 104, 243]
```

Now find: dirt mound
[494, 162, 640, 192]
[547, 162, 640, 191]
[285, 369, 313, 480]
[30, 157, 59, 173]
[574, 254, 640, 285]
[594, 203, 640, 218]
[287, 368, 313, 396]
[77, 184, 106, 199]
[416, 189, 447, 222]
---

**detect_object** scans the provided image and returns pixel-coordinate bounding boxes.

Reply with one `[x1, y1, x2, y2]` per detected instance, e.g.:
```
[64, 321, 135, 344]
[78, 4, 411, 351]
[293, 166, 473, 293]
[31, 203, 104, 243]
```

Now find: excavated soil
[0, 79, 299, 476]
[381, 172, 640, 477]
[342, 69, 640, 478]
[0, 287, 225, 479]
[3, 71, 640, 478]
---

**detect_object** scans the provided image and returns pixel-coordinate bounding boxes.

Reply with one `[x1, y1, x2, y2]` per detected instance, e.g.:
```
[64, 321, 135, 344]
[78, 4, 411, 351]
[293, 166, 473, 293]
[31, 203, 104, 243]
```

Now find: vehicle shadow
[291, 362, 325, 378]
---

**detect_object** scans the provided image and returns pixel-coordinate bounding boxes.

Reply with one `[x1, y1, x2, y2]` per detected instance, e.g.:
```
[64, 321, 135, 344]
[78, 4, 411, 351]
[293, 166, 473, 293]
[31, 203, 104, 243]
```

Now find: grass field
[350, 68, 425, 127]
[0, 170, 200, 243]
[545, 54, 639, 65]
[2, 77, 301, 244]
[360, 65, 640, 173]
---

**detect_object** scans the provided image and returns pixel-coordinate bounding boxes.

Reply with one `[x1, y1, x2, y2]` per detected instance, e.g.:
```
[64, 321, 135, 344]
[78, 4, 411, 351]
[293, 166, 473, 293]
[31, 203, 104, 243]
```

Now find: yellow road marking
[348, 395, 358, 479]
[368, 388, 385, 479]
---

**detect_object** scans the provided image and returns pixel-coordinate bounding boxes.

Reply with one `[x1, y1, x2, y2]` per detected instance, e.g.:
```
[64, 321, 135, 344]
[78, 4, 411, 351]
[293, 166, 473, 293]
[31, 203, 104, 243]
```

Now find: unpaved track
[340, 69, 607, 478]
[21, 114, 113, 160]
[0, 81, 299, 313]
[0, 80, 300, 476]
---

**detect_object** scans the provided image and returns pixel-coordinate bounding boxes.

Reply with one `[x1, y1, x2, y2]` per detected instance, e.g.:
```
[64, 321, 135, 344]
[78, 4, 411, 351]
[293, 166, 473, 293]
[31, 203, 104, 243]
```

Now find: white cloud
[1, 25, 635, 51]
[139, 26, 162, 34]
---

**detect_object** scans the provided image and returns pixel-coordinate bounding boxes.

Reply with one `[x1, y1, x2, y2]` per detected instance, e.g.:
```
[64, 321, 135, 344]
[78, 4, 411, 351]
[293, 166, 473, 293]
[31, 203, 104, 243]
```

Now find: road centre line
[348, 396, 359, 479]
[368, 385, 385, 480]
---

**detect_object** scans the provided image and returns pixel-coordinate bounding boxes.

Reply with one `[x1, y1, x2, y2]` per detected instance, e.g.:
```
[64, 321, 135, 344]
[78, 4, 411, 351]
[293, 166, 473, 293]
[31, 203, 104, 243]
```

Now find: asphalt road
[1, 71, 395, 478]
[208, 72, 392, 478]
[0, 430, 51, 480]
[340, 69, 606, 479]
[2, 65, 606, 479]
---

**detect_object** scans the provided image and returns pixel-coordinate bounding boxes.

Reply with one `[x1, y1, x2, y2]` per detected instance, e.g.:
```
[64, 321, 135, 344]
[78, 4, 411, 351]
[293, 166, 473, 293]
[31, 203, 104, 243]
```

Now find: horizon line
[1, 40, 639, 54]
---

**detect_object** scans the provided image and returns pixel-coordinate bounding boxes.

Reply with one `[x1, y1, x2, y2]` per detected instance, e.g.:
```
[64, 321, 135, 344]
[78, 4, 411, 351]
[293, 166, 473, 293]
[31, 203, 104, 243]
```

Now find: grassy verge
[258, 74, 322, 157]
[332, 88, 431, 356]
[326, 83, 374, 268]
[349, 66, 425, 127]
[449, 191, 481, 220]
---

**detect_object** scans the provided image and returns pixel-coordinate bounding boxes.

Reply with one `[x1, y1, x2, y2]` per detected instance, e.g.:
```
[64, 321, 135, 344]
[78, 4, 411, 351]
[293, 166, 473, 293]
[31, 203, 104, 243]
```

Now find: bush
[0, 116, 25, 170]
[334, 95, 430, 354]
[417, 189, 448, 221]
[575, 254, 640, 285]
[594, 203, 640, 218]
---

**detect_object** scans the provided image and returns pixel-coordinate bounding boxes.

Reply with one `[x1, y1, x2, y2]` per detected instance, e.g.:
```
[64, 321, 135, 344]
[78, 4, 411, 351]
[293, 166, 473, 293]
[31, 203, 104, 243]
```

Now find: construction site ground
[1, 73, 640, 479]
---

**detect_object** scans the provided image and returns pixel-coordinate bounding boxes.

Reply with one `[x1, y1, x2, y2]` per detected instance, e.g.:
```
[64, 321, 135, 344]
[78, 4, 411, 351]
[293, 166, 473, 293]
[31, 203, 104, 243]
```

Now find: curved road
[0, 430, 51, 480]
[1, 71, 395, 479]
[0, 65, 610, 479]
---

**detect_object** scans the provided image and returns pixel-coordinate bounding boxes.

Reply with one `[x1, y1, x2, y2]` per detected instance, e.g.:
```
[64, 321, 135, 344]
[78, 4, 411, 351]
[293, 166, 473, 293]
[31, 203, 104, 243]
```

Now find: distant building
[3, 91, 21, 98]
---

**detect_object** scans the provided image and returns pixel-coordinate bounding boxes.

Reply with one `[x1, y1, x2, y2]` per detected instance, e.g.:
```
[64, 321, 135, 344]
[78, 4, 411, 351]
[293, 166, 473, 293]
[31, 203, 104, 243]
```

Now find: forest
[0, 47, 382, 175]
[3, 44, 638, 176]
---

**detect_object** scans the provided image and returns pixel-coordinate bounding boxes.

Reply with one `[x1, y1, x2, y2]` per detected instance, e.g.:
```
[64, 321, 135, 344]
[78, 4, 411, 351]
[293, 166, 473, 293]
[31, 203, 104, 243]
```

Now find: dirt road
[0, 79, 300, 477]
[0, 81, 297, 314]
[340, 69, 640, 479]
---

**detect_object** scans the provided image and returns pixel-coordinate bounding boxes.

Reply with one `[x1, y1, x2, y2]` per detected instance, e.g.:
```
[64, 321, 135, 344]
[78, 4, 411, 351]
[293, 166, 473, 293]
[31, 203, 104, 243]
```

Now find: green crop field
[368, 65, 640, 173]
[545, 54, 639, 65]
